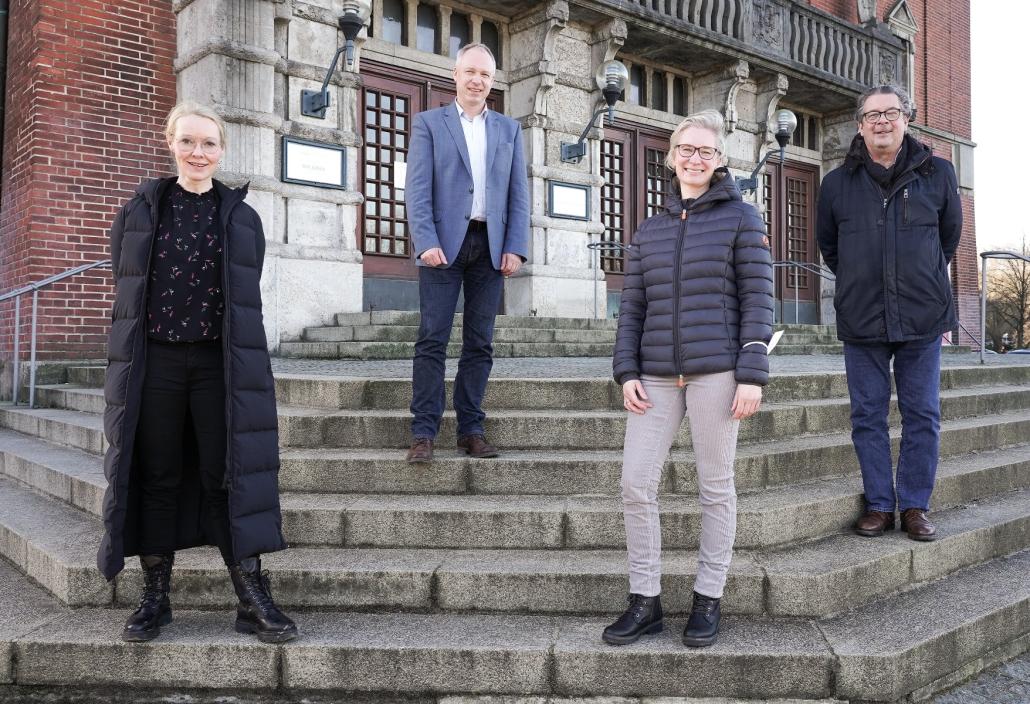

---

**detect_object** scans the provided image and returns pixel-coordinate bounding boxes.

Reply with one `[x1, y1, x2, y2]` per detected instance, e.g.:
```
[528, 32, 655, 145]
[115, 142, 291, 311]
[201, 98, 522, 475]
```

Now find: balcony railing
[609, 0, 903, 90]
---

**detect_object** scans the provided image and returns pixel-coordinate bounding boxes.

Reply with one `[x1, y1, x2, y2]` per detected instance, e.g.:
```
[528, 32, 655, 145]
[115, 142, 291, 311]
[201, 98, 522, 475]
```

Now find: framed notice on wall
[281, 136, 347, 190]
[547, 181, 590, 220]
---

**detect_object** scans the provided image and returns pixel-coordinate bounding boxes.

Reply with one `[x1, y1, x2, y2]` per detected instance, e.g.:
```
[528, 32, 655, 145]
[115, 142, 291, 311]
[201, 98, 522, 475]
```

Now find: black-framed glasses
[861, 108, 905, 124]
[674, 144, 720, 160]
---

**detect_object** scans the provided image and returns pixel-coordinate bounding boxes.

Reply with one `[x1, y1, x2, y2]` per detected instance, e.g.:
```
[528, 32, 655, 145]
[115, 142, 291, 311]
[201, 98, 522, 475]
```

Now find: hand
[622, 380, 653, 415]
[731, 383, 762, 420]
[420, 247, 447, 267]
[500, 253, 522, 277]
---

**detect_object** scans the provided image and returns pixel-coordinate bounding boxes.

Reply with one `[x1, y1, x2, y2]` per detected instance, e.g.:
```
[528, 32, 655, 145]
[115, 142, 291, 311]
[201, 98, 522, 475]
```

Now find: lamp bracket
[560, 101, 613, 163]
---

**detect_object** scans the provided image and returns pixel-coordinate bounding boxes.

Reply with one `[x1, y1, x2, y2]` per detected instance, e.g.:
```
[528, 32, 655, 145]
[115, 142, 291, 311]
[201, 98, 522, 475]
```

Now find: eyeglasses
[174, 137, 222, 155]
[674, 144, 720, 160]
[861, 108, 905, 124]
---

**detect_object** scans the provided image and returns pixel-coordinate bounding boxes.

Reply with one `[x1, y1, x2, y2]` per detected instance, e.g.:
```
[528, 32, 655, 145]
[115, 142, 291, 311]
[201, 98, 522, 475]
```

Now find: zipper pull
[677, 374, 685, 388]
[680, 210, 687, 220]
[883, 198, 888, 210]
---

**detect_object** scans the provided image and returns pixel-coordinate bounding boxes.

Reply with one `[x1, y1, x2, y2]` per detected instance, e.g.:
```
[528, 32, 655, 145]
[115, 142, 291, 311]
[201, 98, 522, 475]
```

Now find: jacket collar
[843, 133, 934, 177]
[663, 167, 742, 215]
[135, 177, 247, 210]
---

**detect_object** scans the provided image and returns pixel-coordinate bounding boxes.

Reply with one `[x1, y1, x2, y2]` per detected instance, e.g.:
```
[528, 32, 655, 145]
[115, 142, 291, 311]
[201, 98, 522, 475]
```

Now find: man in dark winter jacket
[817, 84, 962, 542]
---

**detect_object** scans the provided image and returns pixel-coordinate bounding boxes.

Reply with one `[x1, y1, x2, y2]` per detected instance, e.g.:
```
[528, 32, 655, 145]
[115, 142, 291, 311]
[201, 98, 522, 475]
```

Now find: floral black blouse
[146, 183, 224, 342]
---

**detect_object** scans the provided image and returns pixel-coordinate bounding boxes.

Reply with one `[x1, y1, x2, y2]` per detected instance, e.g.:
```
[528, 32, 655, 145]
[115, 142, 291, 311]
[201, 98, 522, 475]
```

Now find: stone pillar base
[504, 264, 605, 319]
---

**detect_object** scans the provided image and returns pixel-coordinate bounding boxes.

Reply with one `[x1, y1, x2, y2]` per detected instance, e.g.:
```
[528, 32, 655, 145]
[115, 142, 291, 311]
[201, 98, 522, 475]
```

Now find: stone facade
[0, 0, 978, 357]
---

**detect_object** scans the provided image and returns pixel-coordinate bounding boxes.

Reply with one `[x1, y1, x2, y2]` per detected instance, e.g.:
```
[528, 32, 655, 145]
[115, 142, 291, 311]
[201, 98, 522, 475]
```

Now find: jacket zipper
[673, 209, 688, 386]
[219, 195, 237, 493]
[902, 188, 909, 225]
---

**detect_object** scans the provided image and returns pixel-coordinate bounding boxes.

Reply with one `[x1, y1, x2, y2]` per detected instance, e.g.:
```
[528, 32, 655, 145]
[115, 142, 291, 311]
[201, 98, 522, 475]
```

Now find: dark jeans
[410, 223, 503, 439]
[843, 337, 942, 513]
[136, 339, 234, 565]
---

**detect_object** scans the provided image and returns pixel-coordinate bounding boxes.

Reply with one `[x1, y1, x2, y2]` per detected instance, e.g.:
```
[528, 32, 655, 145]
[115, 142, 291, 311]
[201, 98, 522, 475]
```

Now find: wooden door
[763, 160, 820, 304]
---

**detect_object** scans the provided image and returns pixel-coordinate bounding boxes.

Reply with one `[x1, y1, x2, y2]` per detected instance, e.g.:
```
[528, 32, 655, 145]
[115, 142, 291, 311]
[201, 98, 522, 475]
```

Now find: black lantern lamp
[301, 0, 372, 119]
[736, 109, 798, 194]
[560, 60, 630, 163]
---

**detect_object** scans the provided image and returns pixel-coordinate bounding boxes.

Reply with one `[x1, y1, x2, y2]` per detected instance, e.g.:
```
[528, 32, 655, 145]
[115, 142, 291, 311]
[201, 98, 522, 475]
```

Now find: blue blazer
[405, 104, 530, 269]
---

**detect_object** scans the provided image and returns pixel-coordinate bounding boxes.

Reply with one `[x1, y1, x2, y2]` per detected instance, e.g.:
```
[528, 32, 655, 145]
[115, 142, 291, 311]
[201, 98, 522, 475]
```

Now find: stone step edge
[3, 549, 1029, 702]
[1, 446, 1028, 621]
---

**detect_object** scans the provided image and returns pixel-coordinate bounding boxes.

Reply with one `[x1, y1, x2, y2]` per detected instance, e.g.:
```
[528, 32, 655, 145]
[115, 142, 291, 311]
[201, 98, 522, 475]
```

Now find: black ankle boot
[228, 557, 298, 643]
[682, 590, 721, 647]
[601, 593, 663, 645]
[122, 553, 174, 642]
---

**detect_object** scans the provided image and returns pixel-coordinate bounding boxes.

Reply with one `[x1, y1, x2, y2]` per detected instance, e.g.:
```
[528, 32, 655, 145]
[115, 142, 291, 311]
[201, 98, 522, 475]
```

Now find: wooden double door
[763, 160, 821, 309]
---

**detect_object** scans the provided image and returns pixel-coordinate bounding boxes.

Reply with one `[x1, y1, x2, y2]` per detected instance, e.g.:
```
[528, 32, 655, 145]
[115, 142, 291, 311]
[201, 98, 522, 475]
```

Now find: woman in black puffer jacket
[602, 110, 773, 648]
[99, 101, 297, 645]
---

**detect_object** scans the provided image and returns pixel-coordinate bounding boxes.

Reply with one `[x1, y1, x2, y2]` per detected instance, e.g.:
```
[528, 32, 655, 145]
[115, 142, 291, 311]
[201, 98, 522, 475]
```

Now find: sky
[970, 0, 1029, 253]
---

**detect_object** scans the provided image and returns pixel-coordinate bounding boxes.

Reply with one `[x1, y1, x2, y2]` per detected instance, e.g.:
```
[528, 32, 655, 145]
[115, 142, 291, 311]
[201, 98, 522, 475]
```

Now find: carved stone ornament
[752, 0, 783, 48]
[879, 49, 898, 84]
[857, 0, 877, 24]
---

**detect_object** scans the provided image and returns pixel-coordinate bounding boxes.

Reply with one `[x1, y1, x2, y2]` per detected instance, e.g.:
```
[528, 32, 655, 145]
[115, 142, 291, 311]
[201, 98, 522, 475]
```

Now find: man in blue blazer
[404, 42, 530, 463]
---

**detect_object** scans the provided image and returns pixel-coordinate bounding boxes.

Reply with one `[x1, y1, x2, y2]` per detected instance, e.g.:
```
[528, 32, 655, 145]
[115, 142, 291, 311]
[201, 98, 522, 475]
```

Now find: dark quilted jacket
[98, 177, 286, 580]
[613, 168, 774, 386]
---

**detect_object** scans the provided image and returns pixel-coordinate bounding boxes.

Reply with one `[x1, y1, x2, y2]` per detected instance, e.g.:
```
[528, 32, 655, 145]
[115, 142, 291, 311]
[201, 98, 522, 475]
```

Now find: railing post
[29, 289, 38, 409]
[12, 294, 21, 405]
[590, 233, 598, 321]
[980, 255, 988, 365]
[794, 276, 800, 324]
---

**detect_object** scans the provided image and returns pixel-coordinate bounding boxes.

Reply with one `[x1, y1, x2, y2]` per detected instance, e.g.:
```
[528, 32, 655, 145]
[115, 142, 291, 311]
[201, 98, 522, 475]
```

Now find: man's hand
[731, 383, 762, 420]
[420, 248, 447, 267]
[500, 253, 522, 277]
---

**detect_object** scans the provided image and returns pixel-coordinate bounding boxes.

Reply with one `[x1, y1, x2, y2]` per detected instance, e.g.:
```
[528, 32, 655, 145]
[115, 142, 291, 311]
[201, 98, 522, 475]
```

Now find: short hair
[164, 101, 227, 148]
[855, 84, 913, 122]
[455, 42, 496, 69]
[664, 109, 726, 171]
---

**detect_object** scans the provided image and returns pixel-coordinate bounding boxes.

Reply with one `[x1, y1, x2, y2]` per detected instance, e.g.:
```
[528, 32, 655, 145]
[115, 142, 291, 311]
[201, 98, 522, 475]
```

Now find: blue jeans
[843, 338, 942, 513]
[410, 225, 503, 440]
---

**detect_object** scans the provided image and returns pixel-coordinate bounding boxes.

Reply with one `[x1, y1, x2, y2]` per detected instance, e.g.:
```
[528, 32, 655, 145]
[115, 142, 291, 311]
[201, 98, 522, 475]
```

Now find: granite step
[333, 310, 620, 330]
[3, 548, 1029, 702]
[275, 383, 1030, 449]
[304, 324, 616, 344]
[277, 340, 617, 359]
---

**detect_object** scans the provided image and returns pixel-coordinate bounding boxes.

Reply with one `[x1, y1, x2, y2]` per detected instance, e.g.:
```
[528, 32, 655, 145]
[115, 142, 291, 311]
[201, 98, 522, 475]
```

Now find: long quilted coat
[98, 177, 286, 581]
[613, 168, 774, 387]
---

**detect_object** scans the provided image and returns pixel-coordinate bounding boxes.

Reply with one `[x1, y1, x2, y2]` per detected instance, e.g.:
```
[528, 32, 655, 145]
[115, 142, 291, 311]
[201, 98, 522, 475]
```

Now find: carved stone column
[502, 2, 619, 318]
[175, 0, 364, 348]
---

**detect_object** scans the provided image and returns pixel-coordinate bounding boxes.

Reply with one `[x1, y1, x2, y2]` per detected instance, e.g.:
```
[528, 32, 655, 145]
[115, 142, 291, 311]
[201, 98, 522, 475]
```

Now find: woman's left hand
[731, 383, 762, 420]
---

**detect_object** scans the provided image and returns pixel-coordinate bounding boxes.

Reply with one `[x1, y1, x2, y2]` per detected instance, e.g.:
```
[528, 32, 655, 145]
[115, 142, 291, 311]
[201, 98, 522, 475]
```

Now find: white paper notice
[394, 161, 408, 192]
[284, 140, 344, 187]
[550, 183, 588, 219]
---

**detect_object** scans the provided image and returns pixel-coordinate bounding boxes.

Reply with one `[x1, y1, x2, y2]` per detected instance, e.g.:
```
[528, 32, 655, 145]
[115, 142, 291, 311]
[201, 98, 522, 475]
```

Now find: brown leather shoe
[457, 434, 499, 458]
[901, 508, 937, 541]
[406, 437, 433, 464]
[854, 510, 895, 537]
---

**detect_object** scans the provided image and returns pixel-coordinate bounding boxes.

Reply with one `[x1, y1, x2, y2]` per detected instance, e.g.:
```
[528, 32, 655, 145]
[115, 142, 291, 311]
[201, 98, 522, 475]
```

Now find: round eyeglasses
[674, 144, 720, 160]
[174, 137, 223, 155]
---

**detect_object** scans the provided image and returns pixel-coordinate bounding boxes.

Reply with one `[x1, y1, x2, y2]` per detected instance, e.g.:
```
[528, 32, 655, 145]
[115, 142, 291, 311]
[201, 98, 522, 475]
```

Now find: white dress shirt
[456, 101, 488, 222]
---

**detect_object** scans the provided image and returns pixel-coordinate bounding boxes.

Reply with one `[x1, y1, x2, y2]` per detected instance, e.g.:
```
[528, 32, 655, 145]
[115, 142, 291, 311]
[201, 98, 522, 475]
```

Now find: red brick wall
[0, 0, 176, 365]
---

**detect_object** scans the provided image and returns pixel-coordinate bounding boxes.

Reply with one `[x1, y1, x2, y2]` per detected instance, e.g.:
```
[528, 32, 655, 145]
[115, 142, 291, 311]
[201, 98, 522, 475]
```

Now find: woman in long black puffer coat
[98, 101, 297, 644]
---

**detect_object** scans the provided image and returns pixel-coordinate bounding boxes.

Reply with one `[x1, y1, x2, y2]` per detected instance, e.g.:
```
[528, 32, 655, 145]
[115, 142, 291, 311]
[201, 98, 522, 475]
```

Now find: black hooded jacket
[98, 177, 286, 580]
[613, 168, 774, 386]
[816, 133, 963, 343]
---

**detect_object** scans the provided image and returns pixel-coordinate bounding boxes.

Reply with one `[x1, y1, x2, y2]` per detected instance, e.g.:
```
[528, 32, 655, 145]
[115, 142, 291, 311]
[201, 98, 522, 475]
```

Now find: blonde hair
[664, 109, 726, 171]
[164, 101, 227, 148]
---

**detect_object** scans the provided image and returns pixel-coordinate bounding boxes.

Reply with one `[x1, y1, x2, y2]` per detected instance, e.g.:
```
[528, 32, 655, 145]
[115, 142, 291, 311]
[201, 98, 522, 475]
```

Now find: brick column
[0, 0, 176, 384]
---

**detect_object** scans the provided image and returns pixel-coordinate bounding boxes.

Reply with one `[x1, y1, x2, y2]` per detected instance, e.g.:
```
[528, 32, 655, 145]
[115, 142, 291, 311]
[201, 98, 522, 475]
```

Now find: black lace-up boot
[122, 553, 174, 642]
[601, 593, 663, 645]
[682, 590, 721, 647]
[228, 557, 299, 643]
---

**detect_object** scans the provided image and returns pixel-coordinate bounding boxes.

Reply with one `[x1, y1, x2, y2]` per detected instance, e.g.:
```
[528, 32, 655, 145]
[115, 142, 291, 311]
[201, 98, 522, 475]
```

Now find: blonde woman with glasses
[603, 109, 774, 647]
[99, 101, 297, 644]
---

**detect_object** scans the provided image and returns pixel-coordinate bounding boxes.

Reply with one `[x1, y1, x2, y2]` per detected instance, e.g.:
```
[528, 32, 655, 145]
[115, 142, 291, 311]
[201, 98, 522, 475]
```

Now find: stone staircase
[1, 362, 1029, 701]
[281, 311, 971, 359]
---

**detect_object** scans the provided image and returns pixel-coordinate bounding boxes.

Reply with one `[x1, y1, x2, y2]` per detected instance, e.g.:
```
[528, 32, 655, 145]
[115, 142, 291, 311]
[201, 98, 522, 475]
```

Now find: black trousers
[136, 339, 234, 565]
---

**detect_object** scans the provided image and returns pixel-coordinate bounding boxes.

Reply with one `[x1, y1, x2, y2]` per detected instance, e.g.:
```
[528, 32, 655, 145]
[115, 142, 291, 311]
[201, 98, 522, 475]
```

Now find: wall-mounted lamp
[560, 60, 630, 163]
[736, 109, 798, 195]
[300, 0, 372, 119]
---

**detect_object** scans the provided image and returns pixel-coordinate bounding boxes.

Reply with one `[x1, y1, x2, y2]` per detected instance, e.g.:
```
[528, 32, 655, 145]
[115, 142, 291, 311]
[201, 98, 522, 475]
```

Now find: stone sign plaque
[547, 181, 590, 221]
[282, 136, 347, 190]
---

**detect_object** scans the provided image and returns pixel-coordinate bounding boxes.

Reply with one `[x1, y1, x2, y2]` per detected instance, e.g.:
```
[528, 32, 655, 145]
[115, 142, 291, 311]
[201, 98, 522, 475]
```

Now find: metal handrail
[980, 250, 1030, 365]
[955, 320, 982, 351]
[772, 259, 835, 324]
[2, 259, 111, 407]
[586, 240, 629, 320]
